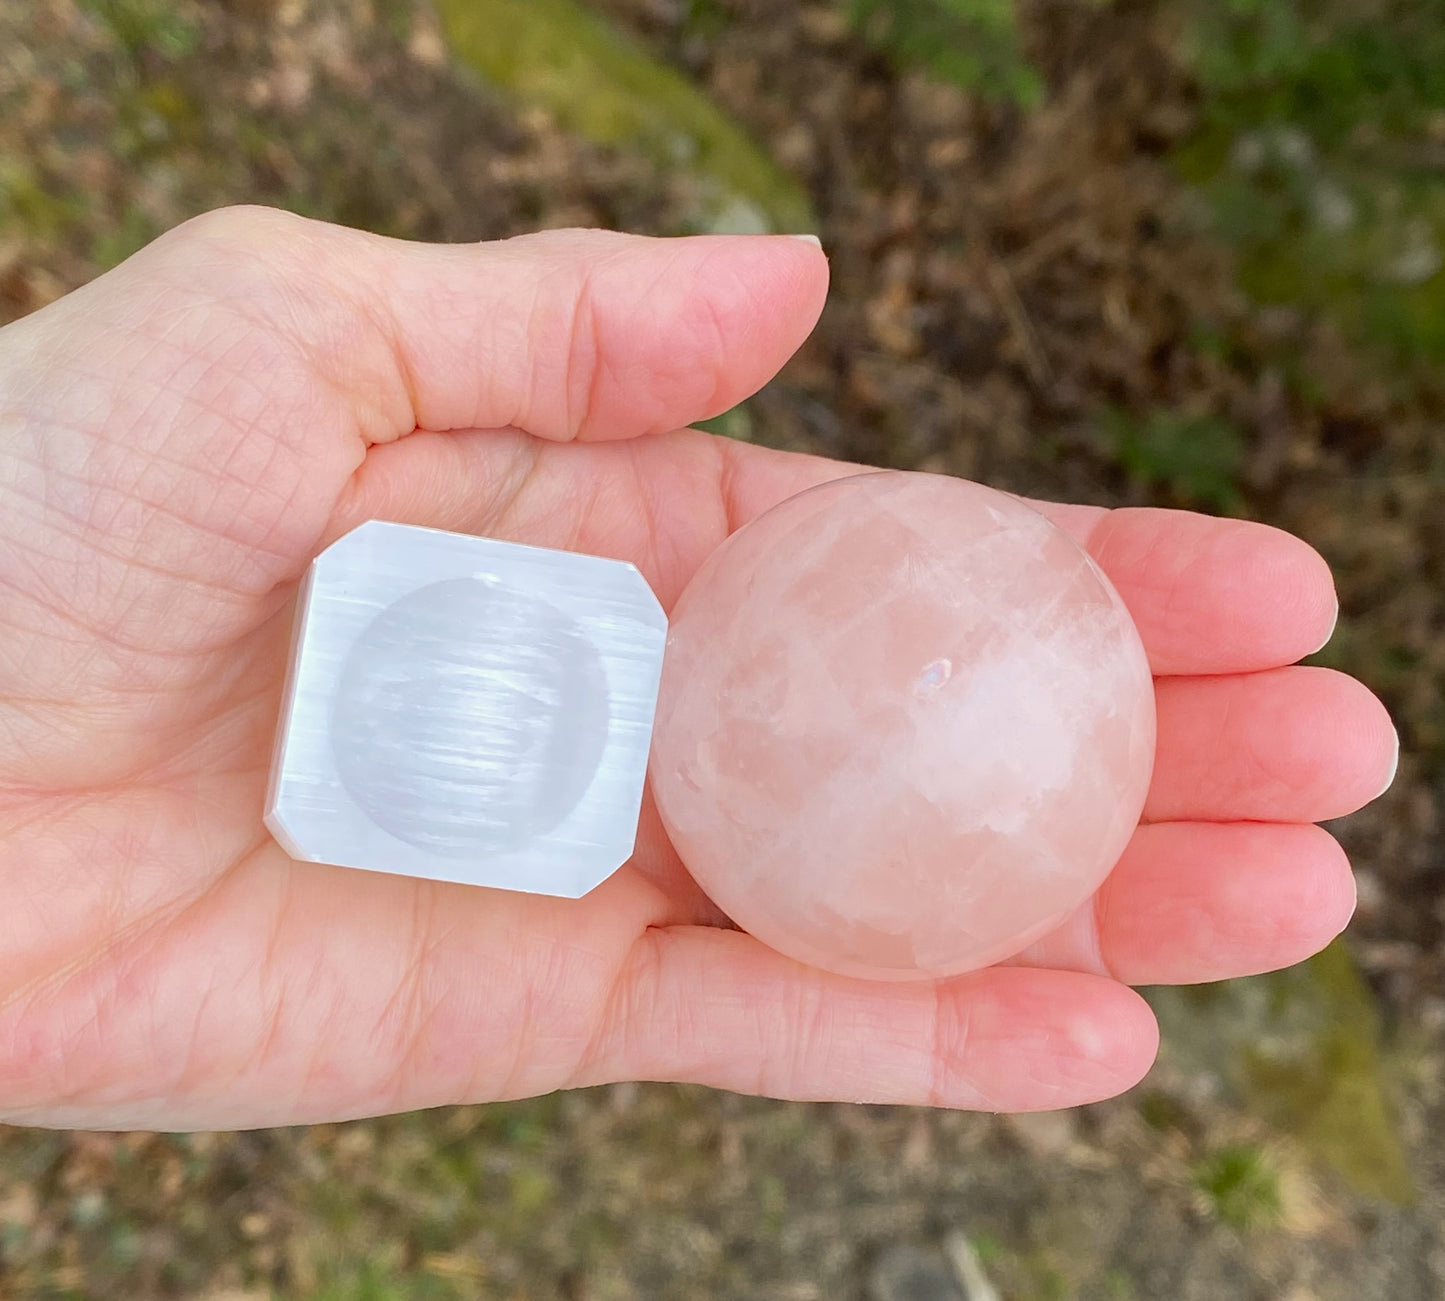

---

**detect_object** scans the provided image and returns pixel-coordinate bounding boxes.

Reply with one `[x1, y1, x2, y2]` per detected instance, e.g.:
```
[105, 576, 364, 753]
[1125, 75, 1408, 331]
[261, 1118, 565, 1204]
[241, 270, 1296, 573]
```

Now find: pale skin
[0, 208, 1396, 1130]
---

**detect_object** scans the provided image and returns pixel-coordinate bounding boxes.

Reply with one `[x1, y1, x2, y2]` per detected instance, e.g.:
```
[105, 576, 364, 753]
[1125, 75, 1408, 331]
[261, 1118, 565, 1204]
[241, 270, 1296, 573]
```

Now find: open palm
[0, 209, 1393, 1129]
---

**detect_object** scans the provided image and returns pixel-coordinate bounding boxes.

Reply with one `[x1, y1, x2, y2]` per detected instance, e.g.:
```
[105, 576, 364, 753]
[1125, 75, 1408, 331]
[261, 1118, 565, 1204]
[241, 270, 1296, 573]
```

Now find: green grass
[693, 401, 756, 442]
[1104, 1269, 1137, 1300]
[1175, 0, 1445, 366]
[1193, 1143, 1284, 1232]
[76, 0, 200, 60]
[311, 1260, 433, 1301]
[0, 160, 85, 239]
[1101, 408, 1248, 512]
[846, 0, 1043, 106]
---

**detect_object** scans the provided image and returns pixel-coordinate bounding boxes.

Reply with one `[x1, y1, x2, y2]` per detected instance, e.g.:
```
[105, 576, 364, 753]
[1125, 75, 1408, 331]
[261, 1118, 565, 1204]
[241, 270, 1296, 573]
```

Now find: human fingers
[0, 211, 827, 782]
[0, 836, 1151, 1126]
[690, 443, 1338, 674]
[0, 836, 679, 1130]
[0, 210, 827, 598]
[1143, 666, 1397, 823]
[70, 207, 830, 448]
[343, 430, 1338, 683]
[576, 925, 1158, 1112]
[1009, 821, 1356, 984]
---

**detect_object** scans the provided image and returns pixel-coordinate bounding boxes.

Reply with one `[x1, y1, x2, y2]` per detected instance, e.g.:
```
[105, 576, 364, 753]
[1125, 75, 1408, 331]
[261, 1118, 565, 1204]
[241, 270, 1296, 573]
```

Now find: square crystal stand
[265, 520, 668, 896]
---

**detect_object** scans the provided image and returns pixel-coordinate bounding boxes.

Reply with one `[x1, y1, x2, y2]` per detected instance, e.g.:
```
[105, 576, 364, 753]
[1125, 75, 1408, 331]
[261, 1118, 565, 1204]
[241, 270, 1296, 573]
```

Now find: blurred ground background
[2, 0, 1444, 1297]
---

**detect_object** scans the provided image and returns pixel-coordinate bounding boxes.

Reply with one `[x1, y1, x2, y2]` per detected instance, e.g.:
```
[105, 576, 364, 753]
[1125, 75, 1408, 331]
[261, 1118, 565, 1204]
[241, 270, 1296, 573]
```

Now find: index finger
[1027, 501, 1338, 676]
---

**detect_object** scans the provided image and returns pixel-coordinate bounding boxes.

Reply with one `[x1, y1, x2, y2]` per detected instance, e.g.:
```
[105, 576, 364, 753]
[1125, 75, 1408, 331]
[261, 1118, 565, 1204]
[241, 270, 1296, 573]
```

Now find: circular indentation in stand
[332, 577, 609, 857]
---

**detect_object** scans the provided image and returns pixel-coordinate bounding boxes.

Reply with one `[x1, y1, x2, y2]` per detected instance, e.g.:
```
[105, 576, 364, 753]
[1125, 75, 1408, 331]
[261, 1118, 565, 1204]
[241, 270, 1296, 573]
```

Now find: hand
[0, 208, 1393, 1129]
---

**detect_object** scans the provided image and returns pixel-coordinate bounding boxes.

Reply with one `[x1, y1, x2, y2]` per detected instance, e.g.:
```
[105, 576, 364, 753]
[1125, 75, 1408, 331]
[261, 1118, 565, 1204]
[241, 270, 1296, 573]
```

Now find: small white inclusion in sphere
[649, 472, 1156, 981]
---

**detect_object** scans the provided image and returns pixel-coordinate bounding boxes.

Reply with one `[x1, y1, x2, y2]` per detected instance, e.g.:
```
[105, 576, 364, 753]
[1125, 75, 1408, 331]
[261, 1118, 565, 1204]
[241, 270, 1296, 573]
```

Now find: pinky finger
[578, 926, 1159, 1112]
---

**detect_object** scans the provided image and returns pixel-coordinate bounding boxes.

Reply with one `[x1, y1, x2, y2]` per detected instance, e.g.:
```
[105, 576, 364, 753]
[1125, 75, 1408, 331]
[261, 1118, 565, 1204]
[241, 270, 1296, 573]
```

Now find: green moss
[1239, 942, 1415, 1204]
[1148, 940, 1415, 1204]
[433, 0, 814, 233]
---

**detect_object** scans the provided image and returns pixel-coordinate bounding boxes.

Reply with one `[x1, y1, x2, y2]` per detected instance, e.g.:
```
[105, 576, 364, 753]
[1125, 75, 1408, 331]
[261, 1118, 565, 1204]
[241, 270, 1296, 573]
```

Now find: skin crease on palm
[0, 207, 1397, 1132]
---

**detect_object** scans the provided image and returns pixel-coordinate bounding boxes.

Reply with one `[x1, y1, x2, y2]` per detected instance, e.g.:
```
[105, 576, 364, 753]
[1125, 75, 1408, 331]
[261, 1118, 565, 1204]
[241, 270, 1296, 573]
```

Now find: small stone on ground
[869, 1244, 965, 1301]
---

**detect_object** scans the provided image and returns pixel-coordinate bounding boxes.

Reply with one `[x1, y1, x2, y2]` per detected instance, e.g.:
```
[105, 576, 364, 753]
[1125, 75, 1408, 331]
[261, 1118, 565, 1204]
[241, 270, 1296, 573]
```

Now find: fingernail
[1337, 869, 1358, 933]
[1311, 593, 1340, 655]
[1377, 725, 1400, 800]
[790, 233, 823, 249]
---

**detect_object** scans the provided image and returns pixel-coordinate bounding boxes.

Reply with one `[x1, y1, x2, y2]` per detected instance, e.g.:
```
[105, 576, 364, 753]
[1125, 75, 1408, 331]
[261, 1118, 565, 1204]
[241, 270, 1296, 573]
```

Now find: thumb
[83, 206, 832, 446]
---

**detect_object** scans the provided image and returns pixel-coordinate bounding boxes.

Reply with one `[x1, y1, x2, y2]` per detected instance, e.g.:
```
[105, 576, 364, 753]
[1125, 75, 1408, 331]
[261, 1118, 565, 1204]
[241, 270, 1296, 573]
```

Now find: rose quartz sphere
[649, 471, 1156, 981]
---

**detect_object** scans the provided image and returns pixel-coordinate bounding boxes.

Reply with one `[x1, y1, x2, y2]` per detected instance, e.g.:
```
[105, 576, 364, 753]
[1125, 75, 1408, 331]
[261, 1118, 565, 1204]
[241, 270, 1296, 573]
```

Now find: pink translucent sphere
[649, 471, 1156, 981]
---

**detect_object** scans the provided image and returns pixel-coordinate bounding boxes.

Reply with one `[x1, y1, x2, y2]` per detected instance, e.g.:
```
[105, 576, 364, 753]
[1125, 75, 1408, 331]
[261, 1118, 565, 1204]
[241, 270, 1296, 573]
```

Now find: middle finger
[1144, 666, 1396, 824]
